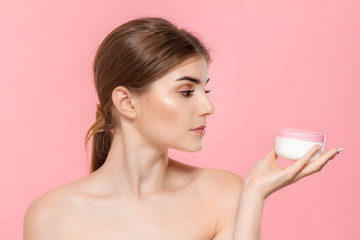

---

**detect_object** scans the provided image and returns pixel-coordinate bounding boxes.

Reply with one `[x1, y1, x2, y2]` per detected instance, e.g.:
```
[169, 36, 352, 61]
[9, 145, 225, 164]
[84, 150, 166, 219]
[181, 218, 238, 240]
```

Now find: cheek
[142, 93, 184, 130]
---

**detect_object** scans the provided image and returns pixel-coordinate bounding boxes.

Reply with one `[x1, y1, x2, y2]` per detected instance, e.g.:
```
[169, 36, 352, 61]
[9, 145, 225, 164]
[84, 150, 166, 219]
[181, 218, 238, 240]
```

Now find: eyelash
[179, 89, 211, 97]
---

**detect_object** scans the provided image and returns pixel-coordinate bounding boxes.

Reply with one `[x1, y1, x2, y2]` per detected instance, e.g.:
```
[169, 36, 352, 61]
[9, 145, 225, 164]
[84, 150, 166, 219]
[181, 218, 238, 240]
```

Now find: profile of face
[133, 57, 215, 152]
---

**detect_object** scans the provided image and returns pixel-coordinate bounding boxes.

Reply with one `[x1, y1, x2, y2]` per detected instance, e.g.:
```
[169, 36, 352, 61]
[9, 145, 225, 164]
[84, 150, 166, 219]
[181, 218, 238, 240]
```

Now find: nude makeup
[191, 129, 205, 135]
[190, 126, 206, 136]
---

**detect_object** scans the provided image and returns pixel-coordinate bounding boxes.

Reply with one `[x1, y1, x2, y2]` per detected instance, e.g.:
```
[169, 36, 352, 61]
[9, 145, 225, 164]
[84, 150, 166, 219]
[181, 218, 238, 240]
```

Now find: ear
[112, 86, 138, 119]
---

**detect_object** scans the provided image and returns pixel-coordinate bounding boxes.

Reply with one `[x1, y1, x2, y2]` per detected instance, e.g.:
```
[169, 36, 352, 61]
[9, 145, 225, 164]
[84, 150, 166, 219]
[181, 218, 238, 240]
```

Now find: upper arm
[210, 170, 244, 240]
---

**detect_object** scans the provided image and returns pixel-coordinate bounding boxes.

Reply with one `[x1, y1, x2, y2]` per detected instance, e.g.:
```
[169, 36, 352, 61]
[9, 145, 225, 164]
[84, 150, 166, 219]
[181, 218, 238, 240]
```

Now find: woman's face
[135, 57, 214, 152]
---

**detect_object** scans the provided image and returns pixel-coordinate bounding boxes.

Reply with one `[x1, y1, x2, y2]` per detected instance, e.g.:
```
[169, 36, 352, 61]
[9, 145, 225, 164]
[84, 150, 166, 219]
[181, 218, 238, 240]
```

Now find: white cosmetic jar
[275, 128, 326, 161]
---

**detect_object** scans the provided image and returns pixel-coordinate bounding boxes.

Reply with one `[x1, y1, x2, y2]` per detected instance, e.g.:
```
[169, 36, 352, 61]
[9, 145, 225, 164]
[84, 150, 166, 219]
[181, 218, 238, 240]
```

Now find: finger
[262, 146, 281, 170]
[329, 147, 343, 160]
[264, 145, 277, 162]
[292, 147, 339, 182]
[285, 144, 321, 180]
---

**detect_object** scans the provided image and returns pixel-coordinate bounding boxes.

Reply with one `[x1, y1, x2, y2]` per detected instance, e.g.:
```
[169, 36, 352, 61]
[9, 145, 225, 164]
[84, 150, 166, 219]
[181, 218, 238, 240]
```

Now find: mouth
[190, 125, 206, 130]
[190, 125, 206, 136]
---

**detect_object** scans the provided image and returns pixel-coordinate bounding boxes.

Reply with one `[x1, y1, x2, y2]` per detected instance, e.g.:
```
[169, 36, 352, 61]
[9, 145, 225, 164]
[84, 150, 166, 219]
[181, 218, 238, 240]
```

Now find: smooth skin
[23, 58, 341, 240]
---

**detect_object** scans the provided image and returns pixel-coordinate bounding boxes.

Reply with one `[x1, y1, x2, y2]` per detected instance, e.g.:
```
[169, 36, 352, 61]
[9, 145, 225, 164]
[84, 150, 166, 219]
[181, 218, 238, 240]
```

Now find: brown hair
[85, 17, 211, 173]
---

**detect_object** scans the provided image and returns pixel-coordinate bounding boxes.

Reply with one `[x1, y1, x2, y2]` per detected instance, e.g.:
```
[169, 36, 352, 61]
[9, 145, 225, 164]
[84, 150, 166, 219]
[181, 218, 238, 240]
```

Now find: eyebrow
[175, 76, 210, 85]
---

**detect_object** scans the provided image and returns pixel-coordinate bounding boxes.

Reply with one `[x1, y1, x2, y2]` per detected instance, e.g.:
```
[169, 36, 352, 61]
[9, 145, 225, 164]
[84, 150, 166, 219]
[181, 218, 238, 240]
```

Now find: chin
[174, 142, 204, 153]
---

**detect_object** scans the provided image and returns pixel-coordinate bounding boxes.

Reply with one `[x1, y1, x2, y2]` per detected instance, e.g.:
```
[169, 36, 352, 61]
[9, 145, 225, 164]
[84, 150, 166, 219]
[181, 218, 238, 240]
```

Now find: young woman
[23, 17, 342, 240]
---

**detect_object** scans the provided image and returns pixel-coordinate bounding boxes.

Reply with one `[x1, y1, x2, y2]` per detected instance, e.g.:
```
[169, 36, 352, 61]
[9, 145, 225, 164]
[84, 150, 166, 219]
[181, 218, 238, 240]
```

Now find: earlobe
[112, 86, 138, 119]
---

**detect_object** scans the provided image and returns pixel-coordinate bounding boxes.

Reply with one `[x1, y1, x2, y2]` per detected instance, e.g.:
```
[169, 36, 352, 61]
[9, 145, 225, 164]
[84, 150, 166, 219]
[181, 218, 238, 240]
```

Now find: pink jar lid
[276, 128, 325, 142]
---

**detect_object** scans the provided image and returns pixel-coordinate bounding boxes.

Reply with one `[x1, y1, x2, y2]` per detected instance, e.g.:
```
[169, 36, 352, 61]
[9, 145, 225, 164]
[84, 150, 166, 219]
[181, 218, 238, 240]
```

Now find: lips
[191, 125, 206, 130]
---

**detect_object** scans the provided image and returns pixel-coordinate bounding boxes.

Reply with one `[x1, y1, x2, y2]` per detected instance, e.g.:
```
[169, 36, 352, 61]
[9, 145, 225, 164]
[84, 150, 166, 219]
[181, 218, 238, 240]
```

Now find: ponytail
[85, 104, 114, 173]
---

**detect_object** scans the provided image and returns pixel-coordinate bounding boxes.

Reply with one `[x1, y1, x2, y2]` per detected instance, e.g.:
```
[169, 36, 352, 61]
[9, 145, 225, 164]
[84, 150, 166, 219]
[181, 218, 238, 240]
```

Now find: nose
[199, 93, 215, 116]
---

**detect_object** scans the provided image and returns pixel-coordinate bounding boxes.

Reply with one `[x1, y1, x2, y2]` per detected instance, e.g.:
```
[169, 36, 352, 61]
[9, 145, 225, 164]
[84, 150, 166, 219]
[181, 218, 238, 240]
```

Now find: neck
[93, 128, 169, 200]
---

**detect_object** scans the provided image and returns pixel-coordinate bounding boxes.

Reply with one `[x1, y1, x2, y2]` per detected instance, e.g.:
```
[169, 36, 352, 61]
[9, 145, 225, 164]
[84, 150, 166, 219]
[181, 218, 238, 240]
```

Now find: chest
[67, 193, 217, 240]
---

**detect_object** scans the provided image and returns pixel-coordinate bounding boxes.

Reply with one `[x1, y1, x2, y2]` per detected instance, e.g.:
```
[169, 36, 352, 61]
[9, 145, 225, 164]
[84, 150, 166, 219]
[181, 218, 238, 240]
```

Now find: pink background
[1, 0, 359, 239]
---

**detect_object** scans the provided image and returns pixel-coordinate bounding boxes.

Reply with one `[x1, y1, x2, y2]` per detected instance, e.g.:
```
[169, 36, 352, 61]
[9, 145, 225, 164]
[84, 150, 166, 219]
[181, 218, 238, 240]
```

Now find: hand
[244, 144, 342, 199]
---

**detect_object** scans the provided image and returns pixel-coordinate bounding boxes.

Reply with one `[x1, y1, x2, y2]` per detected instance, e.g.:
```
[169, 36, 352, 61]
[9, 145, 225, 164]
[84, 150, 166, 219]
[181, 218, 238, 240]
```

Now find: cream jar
[275, 128, 326, 161]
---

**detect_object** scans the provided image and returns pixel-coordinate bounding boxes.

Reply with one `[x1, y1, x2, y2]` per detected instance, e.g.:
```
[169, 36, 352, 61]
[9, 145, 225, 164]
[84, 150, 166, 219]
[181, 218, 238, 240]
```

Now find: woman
[23, 17, 342, 239]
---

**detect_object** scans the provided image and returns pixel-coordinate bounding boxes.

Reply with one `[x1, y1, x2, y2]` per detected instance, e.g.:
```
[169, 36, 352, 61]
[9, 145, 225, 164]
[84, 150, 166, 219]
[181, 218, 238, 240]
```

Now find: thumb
[264, 145, 278, 162]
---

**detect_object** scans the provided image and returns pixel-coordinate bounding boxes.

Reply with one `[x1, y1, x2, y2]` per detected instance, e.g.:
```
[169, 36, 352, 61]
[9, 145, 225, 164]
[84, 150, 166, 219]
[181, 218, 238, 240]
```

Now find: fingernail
[336, 147, 343, 155]
[317, 144, 323, 151]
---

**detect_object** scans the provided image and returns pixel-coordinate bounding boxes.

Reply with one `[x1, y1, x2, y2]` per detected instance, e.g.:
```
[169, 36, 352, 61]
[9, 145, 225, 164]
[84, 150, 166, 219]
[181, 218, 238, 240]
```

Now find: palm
[245, 145, 339, 199]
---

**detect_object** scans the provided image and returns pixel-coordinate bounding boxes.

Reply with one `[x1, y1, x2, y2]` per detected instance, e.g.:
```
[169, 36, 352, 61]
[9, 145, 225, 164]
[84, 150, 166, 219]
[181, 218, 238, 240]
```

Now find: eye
[179, 89, 195, 97]
[179, 89, 211, 97]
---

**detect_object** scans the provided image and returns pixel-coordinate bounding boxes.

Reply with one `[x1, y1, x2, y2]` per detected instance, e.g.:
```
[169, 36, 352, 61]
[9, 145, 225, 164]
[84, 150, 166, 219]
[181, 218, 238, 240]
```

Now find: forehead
[154, 58, 209, 86]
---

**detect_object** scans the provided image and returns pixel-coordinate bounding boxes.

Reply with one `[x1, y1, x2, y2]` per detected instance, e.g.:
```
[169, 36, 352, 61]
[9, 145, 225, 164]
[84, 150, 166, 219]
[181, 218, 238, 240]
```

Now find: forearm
[233, 182, 265, 240]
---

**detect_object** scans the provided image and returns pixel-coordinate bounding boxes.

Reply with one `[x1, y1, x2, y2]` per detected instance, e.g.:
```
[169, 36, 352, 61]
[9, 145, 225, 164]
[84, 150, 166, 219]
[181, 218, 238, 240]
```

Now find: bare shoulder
[168, 158, 244, 190]
[168, 158, 244, 195]
[194, 168, 244, 211]
[197, 168, 244, 195]
[23, 182, 81, 239]
[196, 168, 244, 239]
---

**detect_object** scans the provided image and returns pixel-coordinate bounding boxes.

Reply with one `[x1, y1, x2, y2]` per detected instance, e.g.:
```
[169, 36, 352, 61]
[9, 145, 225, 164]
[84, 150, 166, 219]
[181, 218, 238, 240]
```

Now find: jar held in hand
[275, 128, 326, 161]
